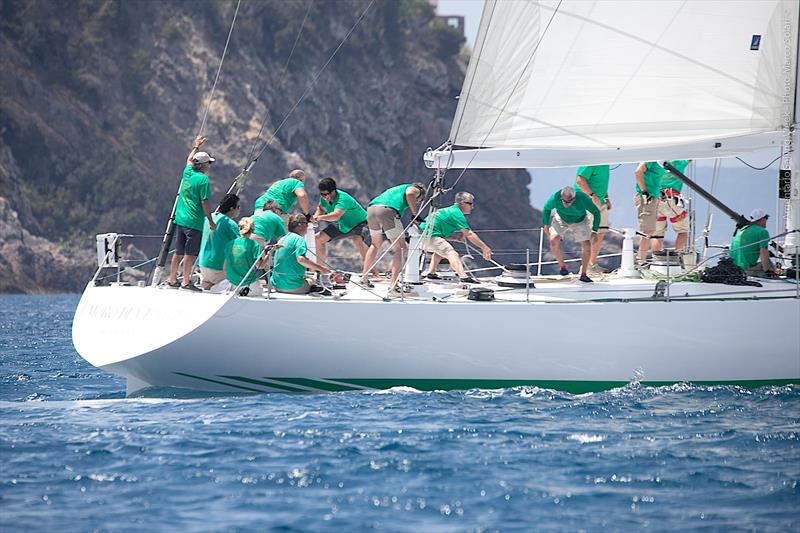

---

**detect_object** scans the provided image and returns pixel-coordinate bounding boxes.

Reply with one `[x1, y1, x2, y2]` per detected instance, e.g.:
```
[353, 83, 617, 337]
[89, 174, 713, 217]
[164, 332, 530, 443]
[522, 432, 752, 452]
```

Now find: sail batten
[438, 0, 798, 168]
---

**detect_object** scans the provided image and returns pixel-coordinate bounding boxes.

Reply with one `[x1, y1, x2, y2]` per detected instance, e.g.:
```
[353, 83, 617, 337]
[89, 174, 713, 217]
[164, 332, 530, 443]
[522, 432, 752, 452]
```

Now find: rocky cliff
[0, 0, 540, 293]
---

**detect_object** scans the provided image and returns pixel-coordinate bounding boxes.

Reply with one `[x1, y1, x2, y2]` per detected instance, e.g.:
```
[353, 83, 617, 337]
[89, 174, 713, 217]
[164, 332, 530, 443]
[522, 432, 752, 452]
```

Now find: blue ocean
[1, 295, 798, 531]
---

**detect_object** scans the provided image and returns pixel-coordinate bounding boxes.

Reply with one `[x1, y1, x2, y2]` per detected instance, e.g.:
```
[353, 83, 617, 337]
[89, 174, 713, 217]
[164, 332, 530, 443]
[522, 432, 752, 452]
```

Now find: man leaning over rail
[542, 186, 600, 283]
[729, 209, 776, 278]
[420, 192, 492, 284]
[251, 200, 286, 250]
[253, 169, 309, 218]
[168, 135, 217, 291]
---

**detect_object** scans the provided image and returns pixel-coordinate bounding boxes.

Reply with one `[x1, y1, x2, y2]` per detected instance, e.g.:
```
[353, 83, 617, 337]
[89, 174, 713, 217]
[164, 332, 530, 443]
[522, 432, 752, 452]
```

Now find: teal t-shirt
[320, 190, 367, 234]
[174, 164, 211, 230]
[729, 224, 769, 270]
[198, 212, 240, 270]
[636, 162, 666, 197]
[369, 184, 414, 216]
[575, 165, 610, 200]
[226, 236, 261, 286]
[659, 160, 690, 192]
[420, 204, 471, 238]
[542, 190, 601, 232]
[252, 209, 286, 243]
[254, 178, 305, 213]
[270, 232, 308, 291]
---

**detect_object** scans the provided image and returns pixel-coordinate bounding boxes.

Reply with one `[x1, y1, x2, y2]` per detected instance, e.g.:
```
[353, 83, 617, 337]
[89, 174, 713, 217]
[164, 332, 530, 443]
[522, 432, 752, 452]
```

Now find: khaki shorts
[634, 193, 658, 236]
[367, 205, 404, 242]
[421, 236, 456, 256]
[549, 212, 592, 242]
[587, 203, 609, 234]
[200, 267, 226, 287]
[654, 196, 689, 236]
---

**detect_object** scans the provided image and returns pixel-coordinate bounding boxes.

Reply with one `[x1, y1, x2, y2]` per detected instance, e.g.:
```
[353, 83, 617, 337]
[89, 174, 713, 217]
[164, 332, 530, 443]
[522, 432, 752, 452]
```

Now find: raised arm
[187, 135, 205, 165]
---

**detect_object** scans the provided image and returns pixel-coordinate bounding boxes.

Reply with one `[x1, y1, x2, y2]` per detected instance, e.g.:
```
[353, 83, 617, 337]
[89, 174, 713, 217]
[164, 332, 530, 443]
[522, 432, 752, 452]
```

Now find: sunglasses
[320, 190, 334, 197]
[463, 201, 474, 206]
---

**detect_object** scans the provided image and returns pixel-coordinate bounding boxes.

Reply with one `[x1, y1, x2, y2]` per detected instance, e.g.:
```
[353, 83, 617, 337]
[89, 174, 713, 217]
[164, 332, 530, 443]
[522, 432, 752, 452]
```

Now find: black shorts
[321, 221, 370, 244]
[175, 224, 202, 256]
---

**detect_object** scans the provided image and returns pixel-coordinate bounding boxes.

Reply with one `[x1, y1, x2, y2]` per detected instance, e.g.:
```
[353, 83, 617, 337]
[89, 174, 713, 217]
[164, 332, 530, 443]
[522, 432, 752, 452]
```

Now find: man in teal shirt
[653, 160, 691, 254]
[253, 169, 309, 216]
[224, 217, 267, 296]
[312, 177, 370, 269]
[633, 161, 666, 263]
[419, 191, 493, 284]
[251, 200, 286, 250]
[198, 193, 241, 290]
[542, 186, 601, 283]
[729, 209, 774, 277]
[271, 214, 331, 294]
[168, 135, 217, 292]
[575, 164, 611, 272]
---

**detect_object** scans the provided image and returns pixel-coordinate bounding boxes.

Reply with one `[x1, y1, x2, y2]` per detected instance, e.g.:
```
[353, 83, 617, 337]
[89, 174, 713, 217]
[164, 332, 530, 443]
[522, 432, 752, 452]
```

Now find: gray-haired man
[542, 186, 600, 283]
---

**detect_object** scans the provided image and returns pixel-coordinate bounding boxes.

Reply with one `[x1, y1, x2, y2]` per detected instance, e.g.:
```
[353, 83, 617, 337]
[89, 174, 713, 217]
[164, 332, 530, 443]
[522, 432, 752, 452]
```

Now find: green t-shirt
[729, 224, 769, 270]
[420, 204, 471, 238]
[320, 190, 367, 234]
[198, 212, 240, 270]
[659, 160, 690, 192]
[542, 190, 601, 232]
[369, 184, 414, 216]
[636, 162, 666, 197]
[270, 232, 308, 291]
[254, 178, 305, 213]
[252, 209, 286, 242]
[174, 164, 211, 230]
[575, 165, 610, 200]
[226, 236, 261, 286]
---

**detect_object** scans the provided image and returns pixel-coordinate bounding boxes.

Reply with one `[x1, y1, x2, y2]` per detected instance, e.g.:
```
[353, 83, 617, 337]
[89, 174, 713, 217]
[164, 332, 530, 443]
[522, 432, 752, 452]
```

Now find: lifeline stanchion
[537, 227, 544, 276]
[666, 248, 671, 302]
[526, 248, 530, 303]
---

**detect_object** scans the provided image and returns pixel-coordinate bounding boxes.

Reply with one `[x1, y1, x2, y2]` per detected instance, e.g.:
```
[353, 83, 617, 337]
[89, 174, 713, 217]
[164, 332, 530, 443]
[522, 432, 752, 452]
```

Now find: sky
[435, 0, 787, 249]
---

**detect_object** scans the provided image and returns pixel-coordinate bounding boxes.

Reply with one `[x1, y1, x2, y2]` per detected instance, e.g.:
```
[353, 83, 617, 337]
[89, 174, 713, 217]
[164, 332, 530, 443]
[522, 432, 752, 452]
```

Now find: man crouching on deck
[542, 186, 601, 283]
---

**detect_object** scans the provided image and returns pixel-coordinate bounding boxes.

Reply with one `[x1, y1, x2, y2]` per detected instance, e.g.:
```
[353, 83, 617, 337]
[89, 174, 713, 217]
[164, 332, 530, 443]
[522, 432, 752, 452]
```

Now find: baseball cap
[192, 152, 216, 164]
[749, 208, 768, 221]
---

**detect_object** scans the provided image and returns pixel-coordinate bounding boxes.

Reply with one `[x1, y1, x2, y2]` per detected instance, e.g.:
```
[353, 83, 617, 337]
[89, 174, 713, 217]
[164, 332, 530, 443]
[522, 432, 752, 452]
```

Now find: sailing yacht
[73, 0, 800, 396]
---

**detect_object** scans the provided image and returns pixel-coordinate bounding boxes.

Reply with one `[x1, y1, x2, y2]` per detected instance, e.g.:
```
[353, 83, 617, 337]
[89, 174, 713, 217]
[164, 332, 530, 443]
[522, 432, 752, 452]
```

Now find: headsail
[427, 0, 799, 169]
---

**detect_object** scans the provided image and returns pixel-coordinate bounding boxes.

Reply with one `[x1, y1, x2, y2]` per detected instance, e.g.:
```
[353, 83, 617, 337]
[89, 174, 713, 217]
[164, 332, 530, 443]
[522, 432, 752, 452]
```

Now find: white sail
[429, 0, 798, 168]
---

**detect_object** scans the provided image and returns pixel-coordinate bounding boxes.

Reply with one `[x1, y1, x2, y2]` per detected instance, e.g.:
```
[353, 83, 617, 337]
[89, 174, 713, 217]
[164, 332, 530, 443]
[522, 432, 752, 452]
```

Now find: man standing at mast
[575, 164, 611, 273]
[652, 160, 691, 254]
[633, 161, 664, 263]
[167, 135, 217, 291]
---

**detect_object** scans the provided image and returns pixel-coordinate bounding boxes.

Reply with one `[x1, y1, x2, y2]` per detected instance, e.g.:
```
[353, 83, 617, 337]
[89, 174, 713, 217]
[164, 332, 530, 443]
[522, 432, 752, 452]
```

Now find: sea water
[1, 295, 798, 531]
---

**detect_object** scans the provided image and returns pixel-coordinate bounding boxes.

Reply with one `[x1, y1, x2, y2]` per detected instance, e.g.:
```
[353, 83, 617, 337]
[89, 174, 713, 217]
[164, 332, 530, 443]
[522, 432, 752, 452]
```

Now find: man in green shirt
[198, 193, 241, 290]
[633, 161, 665, 262]
[270, 214, 331, 294]
[168, 135, 217, 292]
[419, 191, 493, 284]
[251, 200, 286, 250]
[575, 164, 611, 272]
[362, 182, 425, 290]
[253, 169, 309, 216]
[312, 177, 370, 268]
[653, 160, 691, 254]
[542, 187, 601, 283]
[224, 217, 267, 296]
[729, 209, 774, 277]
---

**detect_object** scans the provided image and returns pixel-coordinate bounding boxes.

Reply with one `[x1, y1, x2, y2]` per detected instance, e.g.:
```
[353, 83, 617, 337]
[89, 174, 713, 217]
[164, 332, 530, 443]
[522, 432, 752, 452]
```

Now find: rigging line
[445, 0, 564, 193]
[249, 0, 376, 166]
[735, 154, 782, 171]
[197, 0, 242, 138]
[244, 0, 314, 167]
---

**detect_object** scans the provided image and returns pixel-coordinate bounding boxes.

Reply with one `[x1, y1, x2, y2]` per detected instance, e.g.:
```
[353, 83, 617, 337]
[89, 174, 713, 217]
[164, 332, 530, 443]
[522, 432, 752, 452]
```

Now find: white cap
[749, 208, 768, 221]
[192, 152, 215, 164]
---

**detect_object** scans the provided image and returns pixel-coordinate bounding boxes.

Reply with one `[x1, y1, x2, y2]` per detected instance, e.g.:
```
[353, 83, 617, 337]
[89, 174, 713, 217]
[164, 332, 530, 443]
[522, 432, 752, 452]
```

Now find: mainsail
[426, 0, 799, 169]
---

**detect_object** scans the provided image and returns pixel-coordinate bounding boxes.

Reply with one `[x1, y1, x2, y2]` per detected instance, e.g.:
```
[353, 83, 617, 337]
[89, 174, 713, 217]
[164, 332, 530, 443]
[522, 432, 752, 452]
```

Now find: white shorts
[550, 213, 592, 242]
[200, 267, 226, 287]
[367, 205, 404, 242]
[421, 236, 456, 256]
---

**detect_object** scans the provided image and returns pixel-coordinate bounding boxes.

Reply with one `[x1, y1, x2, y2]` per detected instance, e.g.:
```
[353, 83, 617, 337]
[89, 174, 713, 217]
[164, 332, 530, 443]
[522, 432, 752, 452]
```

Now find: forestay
[427, 0, 799, 168]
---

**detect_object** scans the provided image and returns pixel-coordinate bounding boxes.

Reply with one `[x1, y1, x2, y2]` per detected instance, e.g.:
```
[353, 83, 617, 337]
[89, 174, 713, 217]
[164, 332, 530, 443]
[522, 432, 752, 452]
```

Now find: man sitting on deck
[420, 192, 492, 284]
[168, 135, 217, 292]
[253, 169, 309, 218]
[271, 214, 331, 294]
[542, 186, 600, 283]
[198, 193, 241, 290]
[223, 217, 268, 296]
[312, 177, 371, 269]
[729, 209, 776, 278]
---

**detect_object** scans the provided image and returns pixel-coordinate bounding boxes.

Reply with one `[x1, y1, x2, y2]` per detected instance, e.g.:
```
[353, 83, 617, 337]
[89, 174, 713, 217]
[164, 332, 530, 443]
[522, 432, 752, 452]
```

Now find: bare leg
[182, 255, 196, 286]
[315, 232, 331, 265]
[590, 232, 605, 265]
[446, 250, 467, 278]
[424, 253, 443, 276]
[550, 234, 566, 269]
[650, 237, 663, 252]
[638, 236, 651, 261]
[362, 233, 383, 282]
[388, 240, 406, 288]
[169, 254, 182, 284]
[675, 232, 688, 253]
[352, 236, 379, 276]
[580, 240, 591, 276]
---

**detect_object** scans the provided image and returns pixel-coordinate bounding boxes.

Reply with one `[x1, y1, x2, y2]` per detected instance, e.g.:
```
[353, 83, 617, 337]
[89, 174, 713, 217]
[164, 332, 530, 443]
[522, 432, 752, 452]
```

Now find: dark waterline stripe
[173, 372, 264, 393]
[221, 375, 308, 392]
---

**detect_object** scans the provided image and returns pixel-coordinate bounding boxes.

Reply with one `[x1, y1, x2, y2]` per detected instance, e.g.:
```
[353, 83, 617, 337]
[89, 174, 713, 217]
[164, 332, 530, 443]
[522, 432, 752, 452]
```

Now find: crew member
[542, 186, 600, 283]
[198, 193, 241, 290]
[252, 200, 286, 250]
[633, 161, 665, 263]
[653, 160, 692, 254]
[271, 214, 331, 294]
[312, 178, 370, 268]
[575, 164, 611, 273]
[224, 217, 267, 296]
[253, 169, 309, 217]
[729, 208, 775, 277]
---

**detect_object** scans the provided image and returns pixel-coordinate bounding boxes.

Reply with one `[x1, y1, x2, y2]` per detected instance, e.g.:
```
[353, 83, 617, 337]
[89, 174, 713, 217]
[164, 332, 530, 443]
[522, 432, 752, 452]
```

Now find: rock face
[0, 0, 540, 293]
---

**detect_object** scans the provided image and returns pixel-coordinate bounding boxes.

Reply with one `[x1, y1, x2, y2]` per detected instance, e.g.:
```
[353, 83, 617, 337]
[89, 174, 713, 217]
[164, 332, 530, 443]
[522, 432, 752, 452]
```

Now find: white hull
[72, 280, 800, 395]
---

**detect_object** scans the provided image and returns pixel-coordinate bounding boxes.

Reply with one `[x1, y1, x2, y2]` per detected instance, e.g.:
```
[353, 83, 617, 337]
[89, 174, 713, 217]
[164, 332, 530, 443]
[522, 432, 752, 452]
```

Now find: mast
[784, 3, 800, 256]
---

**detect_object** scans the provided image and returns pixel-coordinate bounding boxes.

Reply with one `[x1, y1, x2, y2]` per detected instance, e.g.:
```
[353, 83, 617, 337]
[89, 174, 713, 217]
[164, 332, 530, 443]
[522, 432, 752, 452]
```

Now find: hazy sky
[437, 0, 483, 47]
